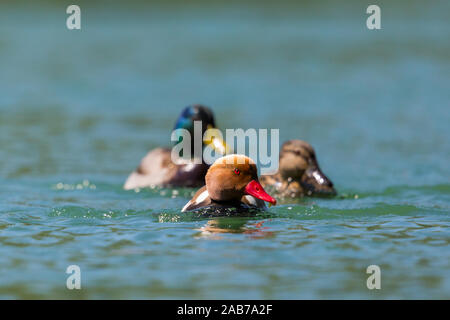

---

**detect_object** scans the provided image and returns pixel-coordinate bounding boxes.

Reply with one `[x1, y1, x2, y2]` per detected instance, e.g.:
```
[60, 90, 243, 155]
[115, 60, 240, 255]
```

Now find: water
[0, 1, 449, 299]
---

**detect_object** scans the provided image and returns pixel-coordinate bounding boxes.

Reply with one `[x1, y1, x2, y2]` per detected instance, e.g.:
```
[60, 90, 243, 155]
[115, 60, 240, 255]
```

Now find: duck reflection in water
[195, 217, 274, 239]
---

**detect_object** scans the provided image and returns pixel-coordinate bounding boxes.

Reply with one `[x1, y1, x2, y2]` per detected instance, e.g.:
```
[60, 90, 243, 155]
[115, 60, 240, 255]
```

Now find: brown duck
[182, 154, 277, 213]
[260, 140, 336, 197]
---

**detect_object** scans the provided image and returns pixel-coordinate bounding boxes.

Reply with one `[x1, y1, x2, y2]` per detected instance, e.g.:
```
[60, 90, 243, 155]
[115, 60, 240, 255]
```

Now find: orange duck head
[206, 155, 277, 205]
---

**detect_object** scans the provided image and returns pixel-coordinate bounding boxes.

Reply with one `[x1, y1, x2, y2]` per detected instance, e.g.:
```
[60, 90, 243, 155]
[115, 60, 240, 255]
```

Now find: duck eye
[233, 168, 240, 175]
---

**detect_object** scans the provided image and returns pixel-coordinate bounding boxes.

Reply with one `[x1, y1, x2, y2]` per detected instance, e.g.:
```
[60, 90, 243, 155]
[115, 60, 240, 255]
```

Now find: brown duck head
[206, 155, 277, 205]
[279, 140, 336, 196]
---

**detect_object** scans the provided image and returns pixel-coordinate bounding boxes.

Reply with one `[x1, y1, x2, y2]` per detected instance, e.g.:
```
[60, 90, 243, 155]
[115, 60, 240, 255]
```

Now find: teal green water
[0, 1, 449, 299]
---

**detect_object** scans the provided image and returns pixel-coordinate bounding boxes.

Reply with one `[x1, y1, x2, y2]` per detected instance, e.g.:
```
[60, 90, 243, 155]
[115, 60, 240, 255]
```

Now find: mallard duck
[260, 140, 336, 197]
[124, 104, 226, 189]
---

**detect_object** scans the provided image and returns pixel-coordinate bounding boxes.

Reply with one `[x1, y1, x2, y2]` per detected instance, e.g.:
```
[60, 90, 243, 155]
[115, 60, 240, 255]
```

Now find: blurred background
[0, 0, 449, 299]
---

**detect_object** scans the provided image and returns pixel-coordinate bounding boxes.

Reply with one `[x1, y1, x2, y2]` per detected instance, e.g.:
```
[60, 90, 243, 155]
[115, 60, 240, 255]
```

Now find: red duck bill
[244, 180, 277, 205]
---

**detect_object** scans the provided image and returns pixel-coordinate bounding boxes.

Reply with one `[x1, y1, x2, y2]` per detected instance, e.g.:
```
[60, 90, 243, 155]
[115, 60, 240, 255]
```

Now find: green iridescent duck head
[173, 104, 229, 158]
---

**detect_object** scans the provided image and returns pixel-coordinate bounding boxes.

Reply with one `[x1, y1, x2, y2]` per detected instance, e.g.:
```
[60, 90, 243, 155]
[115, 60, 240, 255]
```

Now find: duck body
[182, 155, 276, 214]
[124, 148, 208, 189]
[260, 140, 336, 198]
[182, 186, 266, 215]
[124, 104, 222, 190]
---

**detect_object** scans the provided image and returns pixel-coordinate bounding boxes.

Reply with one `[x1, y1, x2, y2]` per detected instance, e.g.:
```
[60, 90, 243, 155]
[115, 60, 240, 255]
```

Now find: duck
[124, 104, 226, 189]
[182, 154, 277, 214]
[260, 139, 336, 198]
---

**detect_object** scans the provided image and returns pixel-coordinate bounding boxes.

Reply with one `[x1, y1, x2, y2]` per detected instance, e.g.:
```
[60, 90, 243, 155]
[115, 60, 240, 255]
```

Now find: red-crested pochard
[182, 154, 277, 213]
